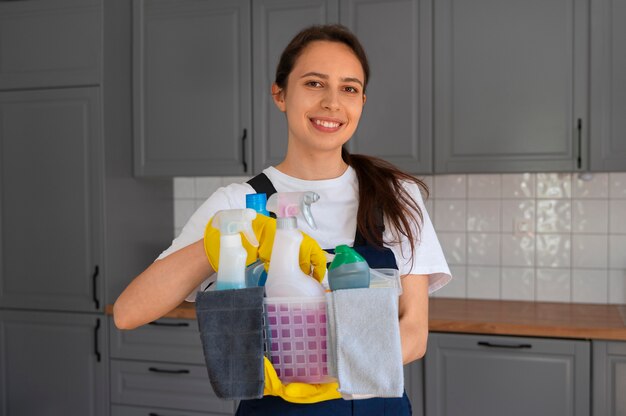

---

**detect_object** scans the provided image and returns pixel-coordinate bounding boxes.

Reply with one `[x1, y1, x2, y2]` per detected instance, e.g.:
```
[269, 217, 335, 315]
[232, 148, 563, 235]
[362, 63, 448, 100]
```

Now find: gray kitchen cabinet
[589, 0, 626, 171]
[0, 0, 102, 90]
[133, 0, 252, 177]
[253, 0, 432, 174]
[0, 1, 174, 312]
[252, 0, 339, 170]
[434, 0, 589, 173]
[0, 310, 108, 416]
[342, 0, 432, 174]
[404, 359, 425, 416]
[110, 317, 237, 415]
[592, 341, 626, 416]
[425, 332, 590, 416]
[0, 87, 104, 312]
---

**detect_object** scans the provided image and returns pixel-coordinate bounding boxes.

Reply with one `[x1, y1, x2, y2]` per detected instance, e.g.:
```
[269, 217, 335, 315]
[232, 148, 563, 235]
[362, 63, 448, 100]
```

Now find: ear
[271, 83, 286, 112]
[362, 93, 367, 106]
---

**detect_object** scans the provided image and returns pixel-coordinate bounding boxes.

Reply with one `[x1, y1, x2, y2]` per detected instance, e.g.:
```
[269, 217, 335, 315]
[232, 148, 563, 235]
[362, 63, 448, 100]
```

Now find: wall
[173, 172, 626, 304]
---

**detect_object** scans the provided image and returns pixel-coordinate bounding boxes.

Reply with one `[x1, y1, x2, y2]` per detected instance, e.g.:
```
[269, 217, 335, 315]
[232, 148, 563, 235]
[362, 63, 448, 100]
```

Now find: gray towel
[326, 287, 404, 398]
[195, 286, 265, 400]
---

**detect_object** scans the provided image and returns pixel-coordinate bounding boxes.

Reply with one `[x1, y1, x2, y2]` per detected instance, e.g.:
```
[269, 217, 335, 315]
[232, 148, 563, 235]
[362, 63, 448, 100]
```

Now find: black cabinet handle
[577, 118, 582, 169]
[477, 341, 532, 349]
[94, 318, 101, 362]
[148, 367, 190, 374]
[92, 265, 100, 309]
[148, 321, 190, 327]
[241, 128, 248, 173]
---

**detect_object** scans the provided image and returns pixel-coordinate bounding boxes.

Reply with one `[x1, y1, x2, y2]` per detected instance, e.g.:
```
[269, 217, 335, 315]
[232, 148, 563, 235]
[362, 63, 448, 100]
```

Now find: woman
[114, 24, 450, 415]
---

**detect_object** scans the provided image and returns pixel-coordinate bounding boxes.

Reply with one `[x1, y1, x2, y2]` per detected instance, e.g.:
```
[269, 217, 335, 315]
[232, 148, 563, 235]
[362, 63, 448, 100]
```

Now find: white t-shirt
[158, 166, 451, 300]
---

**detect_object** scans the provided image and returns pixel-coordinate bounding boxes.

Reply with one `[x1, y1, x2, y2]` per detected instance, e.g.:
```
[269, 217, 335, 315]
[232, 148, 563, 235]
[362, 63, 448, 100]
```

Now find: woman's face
[273, 41, 366, 155]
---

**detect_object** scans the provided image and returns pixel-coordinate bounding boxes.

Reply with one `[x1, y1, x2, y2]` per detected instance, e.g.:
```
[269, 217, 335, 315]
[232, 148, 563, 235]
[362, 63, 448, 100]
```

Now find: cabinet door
[404, 359, 425, 416]
[252, 0, 339, 171]
[133, 0, 252, 176]
[589, 0, 626, 171]
[0, 88, 104, 312]
[0, 310, 107, 416]
[434, 0, 589, 173]
[592, 341, 626, 416]
[342, 0, 432, 174]
[425, 333, 590, 416]
[0, 0, 102, 90]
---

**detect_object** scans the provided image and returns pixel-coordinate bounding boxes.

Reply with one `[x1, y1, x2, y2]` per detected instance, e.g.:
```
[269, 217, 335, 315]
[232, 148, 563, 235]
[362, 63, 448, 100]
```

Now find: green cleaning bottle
[328, 245, 370, 291]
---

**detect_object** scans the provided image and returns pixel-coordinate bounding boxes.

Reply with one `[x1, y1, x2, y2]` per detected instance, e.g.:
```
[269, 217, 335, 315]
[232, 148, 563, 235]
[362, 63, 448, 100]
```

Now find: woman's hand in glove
[204, 214, 327, 282]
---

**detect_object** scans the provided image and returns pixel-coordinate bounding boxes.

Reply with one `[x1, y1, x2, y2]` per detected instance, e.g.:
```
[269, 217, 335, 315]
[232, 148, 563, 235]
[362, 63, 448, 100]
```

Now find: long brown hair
[276, 24, 429, 256]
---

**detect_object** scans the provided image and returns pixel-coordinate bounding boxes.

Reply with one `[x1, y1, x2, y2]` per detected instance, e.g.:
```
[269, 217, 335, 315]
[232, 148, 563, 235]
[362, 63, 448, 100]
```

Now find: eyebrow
[300, 72, 364, 87]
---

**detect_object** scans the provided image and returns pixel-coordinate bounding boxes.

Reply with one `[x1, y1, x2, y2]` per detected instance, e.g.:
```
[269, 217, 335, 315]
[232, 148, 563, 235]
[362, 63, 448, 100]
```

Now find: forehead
[291, 40, 364, 80]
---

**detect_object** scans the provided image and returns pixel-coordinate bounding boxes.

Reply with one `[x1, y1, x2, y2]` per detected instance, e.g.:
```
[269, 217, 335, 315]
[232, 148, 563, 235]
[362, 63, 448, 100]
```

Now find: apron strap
[246, 172, 384, 248]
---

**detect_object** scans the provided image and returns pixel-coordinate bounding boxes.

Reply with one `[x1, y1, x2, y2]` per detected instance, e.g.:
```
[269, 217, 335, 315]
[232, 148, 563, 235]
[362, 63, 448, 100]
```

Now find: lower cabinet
[109, 317, 237, 416]
[592, 340, 626, 416]
[0, 310, 108, 416]
[424, 332, 590, 416]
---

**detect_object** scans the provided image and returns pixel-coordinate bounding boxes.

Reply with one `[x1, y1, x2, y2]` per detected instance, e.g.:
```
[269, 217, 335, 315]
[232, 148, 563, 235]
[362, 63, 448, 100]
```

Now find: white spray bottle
[264, 192, 326, 298]
[211, 209, 258, 291]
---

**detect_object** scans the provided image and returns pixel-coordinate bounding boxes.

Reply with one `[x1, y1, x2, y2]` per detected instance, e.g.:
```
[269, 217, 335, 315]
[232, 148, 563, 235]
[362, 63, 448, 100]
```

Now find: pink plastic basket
[262, 296, 334, 384]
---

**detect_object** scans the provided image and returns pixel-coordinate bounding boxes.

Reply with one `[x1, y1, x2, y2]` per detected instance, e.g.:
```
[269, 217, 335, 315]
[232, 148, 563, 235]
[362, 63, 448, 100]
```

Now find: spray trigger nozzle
[266, 191, 320, 229]
[211, 208, 259, 246]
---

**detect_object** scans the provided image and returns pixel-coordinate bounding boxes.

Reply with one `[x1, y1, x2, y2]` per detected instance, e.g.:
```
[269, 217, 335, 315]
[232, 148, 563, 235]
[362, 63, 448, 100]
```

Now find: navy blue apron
[235, 174, 412, 416]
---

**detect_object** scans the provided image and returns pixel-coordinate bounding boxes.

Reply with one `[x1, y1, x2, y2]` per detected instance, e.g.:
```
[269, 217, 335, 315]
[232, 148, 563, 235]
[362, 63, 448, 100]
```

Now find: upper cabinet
[0, 0, 102, 90]
[252, 0, 339, 170]
[133, 0, 625, 176]
[252, 0, 431, 174]
[434, 0, 589, 173]
[133, 0, 252, 176]
[342, 0, 432, 174]
[589, 0, 626, 171]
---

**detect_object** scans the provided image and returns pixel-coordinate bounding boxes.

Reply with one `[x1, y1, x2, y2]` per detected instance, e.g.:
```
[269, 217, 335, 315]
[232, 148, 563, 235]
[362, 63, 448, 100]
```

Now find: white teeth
[314, 119, 340, 128]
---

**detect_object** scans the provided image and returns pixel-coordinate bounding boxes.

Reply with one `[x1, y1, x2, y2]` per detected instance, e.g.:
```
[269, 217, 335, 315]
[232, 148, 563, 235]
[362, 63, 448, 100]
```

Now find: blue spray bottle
[245, 193, 269, 287]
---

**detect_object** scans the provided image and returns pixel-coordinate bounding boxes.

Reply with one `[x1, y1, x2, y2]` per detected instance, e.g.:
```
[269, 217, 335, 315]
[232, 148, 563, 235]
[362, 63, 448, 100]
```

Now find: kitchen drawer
[110, 318, 204, 364]
[110, 360, 235, 414]
[111, 404, 223, 416]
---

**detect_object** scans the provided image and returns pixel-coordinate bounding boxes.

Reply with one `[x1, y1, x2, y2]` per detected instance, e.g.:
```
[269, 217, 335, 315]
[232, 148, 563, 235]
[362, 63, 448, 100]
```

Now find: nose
[321, 89, 340, 111]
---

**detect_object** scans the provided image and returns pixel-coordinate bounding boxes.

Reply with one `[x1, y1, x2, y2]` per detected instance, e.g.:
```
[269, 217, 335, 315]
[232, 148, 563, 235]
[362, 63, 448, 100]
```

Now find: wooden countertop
[106, 298, 626, 341]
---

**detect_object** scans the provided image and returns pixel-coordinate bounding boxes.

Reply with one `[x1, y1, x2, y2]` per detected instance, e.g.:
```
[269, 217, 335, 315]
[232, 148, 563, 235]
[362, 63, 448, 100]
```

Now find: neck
[276, 146, 348, 180]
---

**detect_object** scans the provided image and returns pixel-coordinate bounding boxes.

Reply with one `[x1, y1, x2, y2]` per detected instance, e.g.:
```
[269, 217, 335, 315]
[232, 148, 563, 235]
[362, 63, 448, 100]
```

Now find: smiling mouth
[311, 118, 343, 130]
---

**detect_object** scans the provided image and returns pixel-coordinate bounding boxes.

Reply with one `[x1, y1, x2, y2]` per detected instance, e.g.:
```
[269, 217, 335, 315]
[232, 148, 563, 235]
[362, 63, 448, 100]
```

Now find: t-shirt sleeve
[384, 182, 452, 294]
[156, 182, 252, 301]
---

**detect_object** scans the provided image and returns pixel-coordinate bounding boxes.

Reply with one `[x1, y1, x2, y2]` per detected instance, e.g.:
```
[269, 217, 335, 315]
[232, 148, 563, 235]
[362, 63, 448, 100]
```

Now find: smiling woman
[113, 23, 451, 416]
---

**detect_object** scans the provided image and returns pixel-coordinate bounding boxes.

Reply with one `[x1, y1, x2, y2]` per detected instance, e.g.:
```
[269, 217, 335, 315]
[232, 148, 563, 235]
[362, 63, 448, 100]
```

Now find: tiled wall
[173, 172, 626, 304]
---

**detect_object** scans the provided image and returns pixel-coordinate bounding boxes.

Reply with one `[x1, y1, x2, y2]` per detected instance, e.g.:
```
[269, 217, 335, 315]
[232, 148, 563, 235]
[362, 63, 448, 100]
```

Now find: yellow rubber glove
[262, 357, 341, 403]
[204, 214, 327, 282]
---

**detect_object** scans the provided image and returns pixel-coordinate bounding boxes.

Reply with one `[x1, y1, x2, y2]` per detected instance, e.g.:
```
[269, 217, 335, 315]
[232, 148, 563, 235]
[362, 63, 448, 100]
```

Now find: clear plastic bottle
[264, 192, 326, 298]
[210, 209, 258, 291]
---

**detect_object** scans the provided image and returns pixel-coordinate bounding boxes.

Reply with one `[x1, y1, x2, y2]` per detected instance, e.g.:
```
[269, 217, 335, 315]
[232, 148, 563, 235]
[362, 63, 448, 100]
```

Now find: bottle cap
[329, 244, 366, 269]
[276, 217, 297, 229]
[246, 193, 269, 216]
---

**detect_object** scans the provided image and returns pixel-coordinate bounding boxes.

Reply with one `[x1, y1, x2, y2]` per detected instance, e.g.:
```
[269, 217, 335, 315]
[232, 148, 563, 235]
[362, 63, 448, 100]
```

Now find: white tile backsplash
[571, 235, 608, 269]
[609, 200, 626, 234]
[609, 173, 626, 199]
[173, 172, 626, 304]
[572, 200, 609, 233]
[572, 173, 609, 198]
[468, 175, 501, 199]
[572, 269, 608, 304]
[501, 267, 535, 301]
[467, 200, 501, 232]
